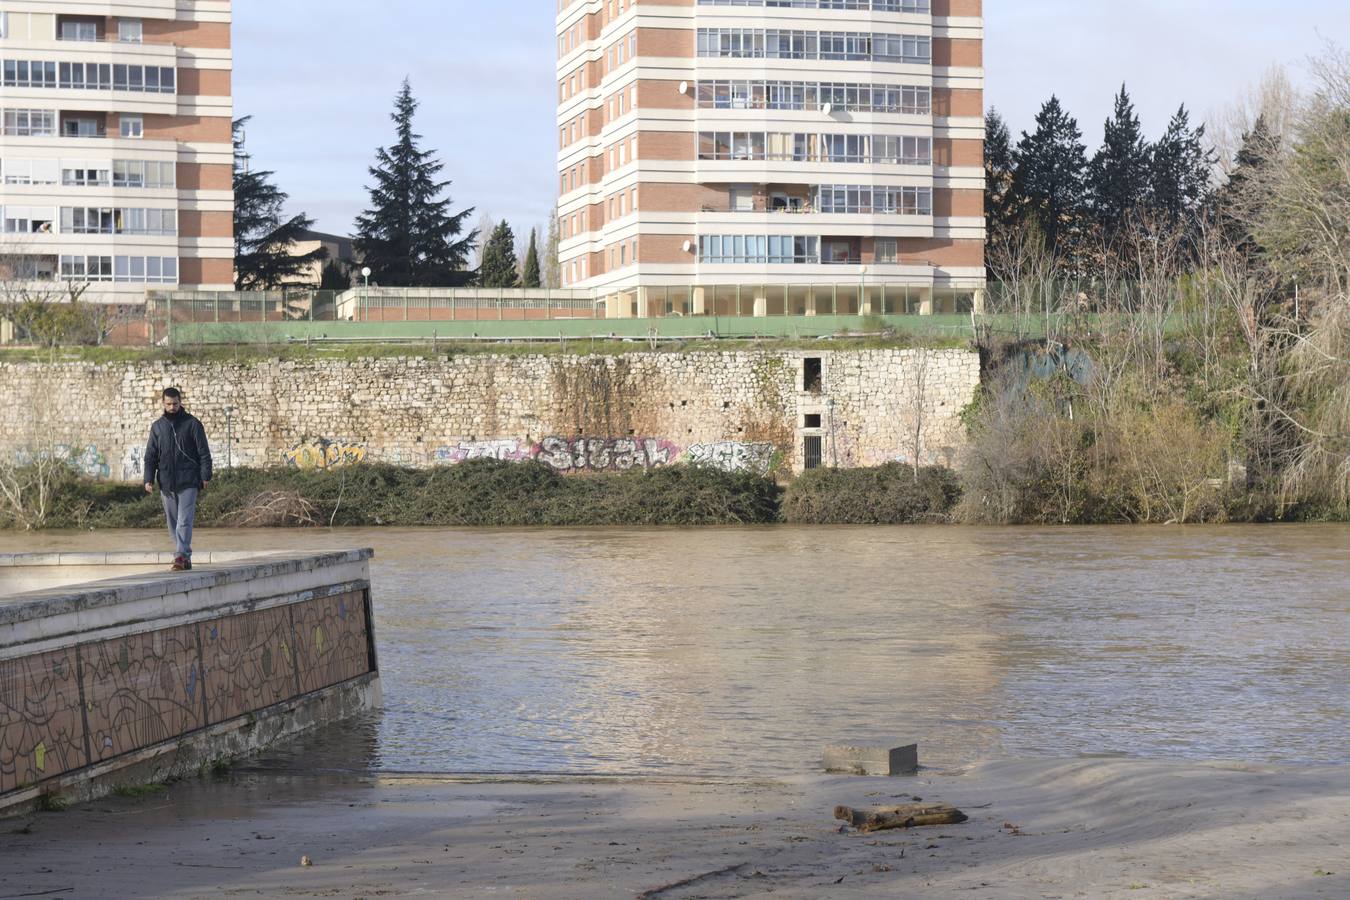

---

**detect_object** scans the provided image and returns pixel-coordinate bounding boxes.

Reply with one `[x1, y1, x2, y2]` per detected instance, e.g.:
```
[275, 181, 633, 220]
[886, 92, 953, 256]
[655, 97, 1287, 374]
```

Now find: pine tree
[521, 228, 542, 288]
[353, 80, 476, 286]
[232, 117, 325, 290]
[984, 108, 1019, 243]
[1218, 114, 1280, 249]
[1088, 85, 1152, 240]
[479, 221, 520, 288]
[318, 258, 350, 291]
[544, 208, 562, 288]
[1013, 96, 1090, 260]
[1149, 105, 1214, 227]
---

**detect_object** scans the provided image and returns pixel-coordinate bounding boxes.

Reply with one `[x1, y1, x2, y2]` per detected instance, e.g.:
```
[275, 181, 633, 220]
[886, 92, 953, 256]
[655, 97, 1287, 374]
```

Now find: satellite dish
[822, 103, 833, 115]
[678, 81, 689, 95]
[682, 240, 693, 253]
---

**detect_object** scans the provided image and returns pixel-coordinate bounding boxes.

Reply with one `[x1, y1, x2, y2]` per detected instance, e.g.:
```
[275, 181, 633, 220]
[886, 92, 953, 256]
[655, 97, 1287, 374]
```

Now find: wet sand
[2, 758, 1346, 899]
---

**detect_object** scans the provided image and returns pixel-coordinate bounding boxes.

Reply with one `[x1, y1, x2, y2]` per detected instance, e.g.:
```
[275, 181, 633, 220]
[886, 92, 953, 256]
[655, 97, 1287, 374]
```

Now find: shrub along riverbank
[1, 453, 1344, 532]
[0, 459, 965, 530]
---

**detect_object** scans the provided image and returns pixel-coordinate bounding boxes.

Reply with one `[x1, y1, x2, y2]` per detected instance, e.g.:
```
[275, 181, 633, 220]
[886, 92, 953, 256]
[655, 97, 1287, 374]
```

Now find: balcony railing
[699, 204, 933, 215]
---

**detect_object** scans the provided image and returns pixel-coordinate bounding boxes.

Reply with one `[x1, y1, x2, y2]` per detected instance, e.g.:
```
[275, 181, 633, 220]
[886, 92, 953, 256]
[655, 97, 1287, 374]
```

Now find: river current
[3, 525, 1347, 775]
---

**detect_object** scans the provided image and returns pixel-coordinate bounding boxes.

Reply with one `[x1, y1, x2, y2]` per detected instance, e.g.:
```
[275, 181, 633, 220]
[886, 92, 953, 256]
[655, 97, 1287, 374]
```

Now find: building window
[698, 235, 820, 264]
[58, 255, 178, 283]
[875, 239, 898, 263]
[60, 20, 98, 41]
[118, 19, 143, 42]
[119, 115, 143, 139]
[2, 108, 56, 136]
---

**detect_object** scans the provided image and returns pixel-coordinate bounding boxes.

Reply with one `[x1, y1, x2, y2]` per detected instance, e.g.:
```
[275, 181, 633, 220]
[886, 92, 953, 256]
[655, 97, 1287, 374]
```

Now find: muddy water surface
[2, 525, 1347, 775]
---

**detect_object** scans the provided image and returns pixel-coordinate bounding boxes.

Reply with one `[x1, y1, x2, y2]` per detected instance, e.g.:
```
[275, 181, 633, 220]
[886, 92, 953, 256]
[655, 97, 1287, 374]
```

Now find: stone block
[823, 743, 918, 776]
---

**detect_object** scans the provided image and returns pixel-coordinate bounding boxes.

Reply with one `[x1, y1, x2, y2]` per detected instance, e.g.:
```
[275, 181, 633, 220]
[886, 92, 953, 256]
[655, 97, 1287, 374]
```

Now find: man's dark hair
[162, 387, 182, 400]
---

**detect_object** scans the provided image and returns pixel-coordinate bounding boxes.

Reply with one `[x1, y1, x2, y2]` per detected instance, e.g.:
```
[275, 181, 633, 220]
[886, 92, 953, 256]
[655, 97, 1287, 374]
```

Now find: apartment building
[556, 0, 984, 318]
[0, 0, 233, 304]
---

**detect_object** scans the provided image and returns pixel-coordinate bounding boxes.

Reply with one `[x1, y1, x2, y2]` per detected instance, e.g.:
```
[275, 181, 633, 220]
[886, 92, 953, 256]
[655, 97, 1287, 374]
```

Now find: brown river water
[2, 525, 1347, 775]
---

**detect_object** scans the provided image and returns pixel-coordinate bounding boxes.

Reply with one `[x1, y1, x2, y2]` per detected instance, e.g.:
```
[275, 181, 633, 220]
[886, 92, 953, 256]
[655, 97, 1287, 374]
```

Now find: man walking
[143, 387, 212, 571]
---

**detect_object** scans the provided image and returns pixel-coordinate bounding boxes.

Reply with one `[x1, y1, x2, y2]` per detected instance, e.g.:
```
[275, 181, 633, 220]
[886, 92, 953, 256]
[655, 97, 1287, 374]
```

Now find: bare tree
[0, 242, 96, 356]
[1207, 64, 1299, 176]
[909, 346, 930, 483]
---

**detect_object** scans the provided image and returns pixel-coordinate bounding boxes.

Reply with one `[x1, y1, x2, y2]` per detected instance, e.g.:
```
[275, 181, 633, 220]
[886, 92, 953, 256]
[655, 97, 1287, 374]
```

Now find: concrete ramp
[0, 549, 380, 815]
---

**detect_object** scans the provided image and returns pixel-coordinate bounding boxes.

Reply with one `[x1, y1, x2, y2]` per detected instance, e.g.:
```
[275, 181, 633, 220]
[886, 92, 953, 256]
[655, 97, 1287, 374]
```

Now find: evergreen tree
[984, 108, 1020, 243]
[1088, 85, 1152, 240]
[232, 117, 325, 290]
[544, 208, 562, 288]
[354, 80, 476, 286]
[479, 221, 520, 288]
[318, 258, 350, 291]
[1218, 114, 1280, 248]
[1149, 104, 1214, 227]
[521, 228, 542, 288]
[1013, 96, 1090, 260]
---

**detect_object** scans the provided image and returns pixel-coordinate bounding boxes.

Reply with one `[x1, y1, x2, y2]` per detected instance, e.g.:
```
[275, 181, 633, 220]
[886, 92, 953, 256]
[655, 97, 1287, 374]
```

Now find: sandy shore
[1, 758, 1346, 899]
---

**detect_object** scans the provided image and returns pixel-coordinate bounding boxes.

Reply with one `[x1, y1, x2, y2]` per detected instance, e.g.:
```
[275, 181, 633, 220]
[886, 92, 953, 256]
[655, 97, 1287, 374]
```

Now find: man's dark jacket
[143, 410, 213, 493]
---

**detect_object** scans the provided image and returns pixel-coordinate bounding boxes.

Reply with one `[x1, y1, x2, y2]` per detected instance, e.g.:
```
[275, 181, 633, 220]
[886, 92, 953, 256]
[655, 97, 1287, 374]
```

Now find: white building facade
[556, 0, 985, 318]
[0, 0, 233, 305]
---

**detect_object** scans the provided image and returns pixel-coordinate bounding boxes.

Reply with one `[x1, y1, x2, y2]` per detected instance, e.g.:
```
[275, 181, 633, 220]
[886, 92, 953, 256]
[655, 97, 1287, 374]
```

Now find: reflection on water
[2, 525, 1347, 775]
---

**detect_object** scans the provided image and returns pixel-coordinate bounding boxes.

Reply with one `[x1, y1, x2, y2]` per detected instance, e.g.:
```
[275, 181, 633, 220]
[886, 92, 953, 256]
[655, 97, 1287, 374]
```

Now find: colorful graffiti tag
[685, 441, 778, 475]
[533, 437, 681, 472]
[433, 440, 532, 464]
[283, 439, 368, 470]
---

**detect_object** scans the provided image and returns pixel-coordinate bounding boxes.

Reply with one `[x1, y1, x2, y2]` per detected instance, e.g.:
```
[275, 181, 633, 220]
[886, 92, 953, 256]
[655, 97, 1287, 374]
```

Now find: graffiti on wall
[685, 441, 778, 475]
[533, 437, 681, 472]
[283, 439, 368, 470]
[14, 445, 111, 480]
[433, 440, 531, 464]
[0, 590, 372, 797]
[121, 445, 144, 482]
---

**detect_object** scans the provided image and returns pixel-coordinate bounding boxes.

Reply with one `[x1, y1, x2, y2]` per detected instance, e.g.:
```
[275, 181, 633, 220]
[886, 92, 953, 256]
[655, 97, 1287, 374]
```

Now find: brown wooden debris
[833, 802, 968, 833]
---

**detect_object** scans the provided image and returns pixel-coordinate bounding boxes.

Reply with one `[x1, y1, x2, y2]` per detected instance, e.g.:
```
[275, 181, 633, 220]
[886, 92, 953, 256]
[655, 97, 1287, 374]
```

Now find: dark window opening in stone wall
[803, 357, 823, 392]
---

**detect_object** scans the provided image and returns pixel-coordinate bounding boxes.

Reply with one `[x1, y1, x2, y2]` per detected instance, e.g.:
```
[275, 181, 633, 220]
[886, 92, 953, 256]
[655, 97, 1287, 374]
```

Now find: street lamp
[360, 267, 371, 323]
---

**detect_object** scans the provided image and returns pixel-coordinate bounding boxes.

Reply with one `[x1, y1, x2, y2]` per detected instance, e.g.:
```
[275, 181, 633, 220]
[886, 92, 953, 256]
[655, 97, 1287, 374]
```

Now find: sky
[233, 1, 1349, 239]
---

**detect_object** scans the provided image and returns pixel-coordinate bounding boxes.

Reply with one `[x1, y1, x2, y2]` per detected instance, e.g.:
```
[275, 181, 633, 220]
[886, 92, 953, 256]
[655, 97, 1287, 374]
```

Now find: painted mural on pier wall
[281, 437, 782, 475]
[0, 590, 372, 798]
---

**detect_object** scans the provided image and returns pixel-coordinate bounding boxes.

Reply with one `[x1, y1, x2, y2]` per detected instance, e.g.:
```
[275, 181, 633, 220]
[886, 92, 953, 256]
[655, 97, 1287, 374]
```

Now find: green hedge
[6, 459, 972, 530]
[19, 460, 781, 529]
[780, 463, 961, 524]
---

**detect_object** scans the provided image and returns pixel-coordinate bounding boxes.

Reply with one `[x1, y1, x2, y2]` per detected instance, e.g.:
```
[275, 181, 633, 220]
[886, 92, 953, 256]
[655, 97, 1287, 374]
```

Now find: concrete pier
[0, 549, 380, 816]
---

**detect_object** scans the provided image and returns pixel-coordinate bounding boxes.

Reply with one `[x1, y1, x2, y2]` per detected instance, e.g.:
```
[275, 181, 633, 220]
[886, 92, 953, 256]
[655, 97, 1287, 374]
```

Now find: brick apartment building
[0, 0, 233, 304]
[556, 0, 984, 317]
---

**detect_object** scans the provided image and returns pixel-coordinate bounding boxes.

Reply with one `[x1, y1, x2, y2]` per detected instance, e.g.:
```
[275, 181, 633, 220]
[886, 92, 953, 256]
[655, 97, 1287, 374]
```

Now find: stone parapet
[0, 549, 380, 816]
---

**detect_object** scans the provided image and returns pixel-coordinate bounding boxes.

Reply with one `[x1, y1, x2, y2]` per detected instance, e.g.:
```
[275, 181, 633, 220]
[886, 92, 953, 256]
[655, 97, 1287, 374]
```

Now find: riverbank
[5, 458, 1344, 531]
[1, 460, 966, 529]
[2, 757, 1344, 898]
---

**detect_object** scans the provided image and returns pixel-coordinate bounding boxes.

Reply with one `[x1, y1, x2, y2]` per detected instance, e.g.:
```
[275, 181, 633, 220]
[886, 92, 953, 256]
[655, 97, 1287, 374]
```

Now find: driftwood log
[834, 802, 968, 832]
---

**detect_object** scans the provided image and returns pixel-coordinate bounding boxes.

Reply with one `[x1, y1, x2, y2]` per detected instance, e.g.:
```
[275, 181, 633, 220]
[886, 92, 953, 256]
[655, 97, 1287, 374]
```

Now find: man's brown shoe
[171, 556, 187, 571]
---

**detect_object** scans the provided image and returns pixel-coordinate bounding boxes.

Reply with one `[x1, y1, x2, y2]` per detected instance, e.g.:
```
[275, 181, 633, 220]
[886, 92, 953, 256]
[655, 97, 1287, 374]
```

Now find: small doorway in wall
[803, 435, 824, 470]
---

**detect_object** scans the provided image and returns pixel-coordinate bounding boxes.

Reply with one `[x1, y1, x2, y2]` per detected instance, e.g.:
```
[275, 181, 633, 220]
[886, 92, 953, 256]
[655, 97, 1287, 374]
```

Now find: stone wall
[0, 349, 980, 479]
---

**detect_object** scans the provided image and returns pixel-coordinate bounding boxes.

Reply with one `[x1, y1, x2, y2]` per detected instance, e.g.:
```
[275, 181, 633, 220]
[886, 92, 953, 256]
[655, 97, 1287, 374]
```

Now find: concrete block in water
[823, 743, 918, 776]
